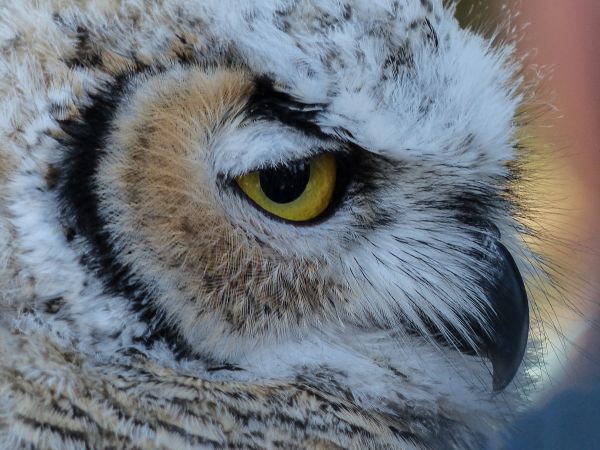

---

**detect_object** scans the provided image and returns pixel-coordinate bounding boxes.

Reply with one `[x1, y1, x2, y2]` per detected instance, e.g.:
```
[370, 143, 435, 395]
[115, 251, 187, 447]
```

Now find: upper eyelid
[209, 120, 342, 179]
[238, 147, 345, 172]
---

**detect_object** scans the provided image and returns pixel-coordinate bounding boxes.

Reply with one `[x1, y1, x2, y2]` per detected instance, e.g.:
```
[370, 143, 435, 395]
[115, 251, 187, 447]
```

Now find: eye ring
[235, 153, 337, 223]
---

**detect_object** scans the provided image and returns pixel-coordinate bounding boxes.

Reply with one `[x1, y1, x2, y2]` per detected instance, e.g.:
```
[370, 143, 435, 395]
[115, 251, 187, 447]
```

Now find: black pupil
[259, 161, 311, 204]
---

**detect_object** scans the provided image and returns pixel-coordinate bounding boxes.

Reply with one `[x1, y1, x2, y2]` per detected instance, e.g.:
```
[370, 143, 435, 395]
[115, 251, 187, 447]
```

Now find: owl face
[34, 0, 531, 394]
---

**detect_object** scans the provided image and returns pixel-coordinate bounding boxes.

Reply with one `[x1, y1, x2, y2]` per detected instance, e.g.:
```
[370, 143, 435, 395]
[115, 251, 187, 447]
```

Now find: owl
[0, 0, 537, 448]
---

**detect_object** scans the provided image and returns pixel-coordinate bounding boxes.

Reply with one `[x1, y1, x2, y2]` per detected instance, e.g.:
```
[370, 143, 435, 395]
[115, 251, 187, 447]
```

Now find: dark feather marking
[206, 364, 243, 373]
[48, 400, 123, 443]
[18, 416, 91, 447]
[56, 71, 194, 359]
[423, 17, 439, 48]
[247, 76, 328, 138]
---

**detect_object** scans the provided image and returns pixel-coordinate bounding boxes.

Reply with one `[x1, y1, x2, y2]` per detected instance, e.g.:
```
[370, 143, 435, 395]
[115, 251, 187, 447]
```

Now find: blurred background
[454, 1, 600, 448]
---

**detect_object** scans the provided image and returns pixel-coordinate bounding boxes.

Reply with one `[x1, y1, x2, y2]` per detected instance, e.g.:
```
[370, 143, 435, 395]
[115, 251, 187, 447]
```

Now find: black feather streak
[247, 77, 327, 138]
[57, 71, 194, 358]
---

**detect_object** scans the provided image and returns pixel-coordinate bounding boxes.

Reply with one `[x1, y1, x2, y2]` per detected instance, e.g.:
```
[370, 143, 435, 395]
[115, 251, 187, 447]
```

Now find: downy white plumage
[0, 1, 542, 448]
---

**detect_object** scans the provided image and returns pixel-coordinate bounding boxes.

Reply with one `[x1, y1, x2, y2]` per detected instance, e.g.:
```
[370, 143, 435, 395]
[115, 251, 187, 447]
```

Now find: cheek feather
[89, 67, 348, 359]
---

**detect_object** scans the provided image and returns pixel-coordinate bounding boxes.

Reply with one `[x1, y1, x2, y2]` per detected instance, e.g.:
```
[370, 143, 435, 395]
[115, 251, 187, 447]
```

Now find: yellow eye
[235, 153, 337, 222]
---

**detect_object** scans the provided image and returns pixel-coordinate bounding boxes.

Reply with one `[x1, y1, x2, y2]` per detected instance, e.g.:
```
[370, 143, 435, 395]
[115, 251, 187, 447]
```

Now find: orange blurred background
[516, 0, 600, 393]
[454, 2, 600, 447]
[456, 0, 600, 395]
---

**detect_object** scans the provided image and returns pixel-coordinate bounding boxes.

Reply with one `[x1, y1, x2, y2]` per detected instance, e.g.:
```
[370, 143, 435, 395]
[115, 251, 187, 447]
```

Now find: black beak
[428, 238, 529, 391]
[404, 236, 529, 391]
[483, 240, 529, 391]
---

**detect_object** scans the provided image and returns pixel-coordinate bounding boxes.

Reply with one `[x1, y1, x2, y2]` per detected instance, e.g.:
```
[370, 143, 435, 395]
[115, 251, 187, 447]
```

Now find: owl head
[9, 0, 530, 400]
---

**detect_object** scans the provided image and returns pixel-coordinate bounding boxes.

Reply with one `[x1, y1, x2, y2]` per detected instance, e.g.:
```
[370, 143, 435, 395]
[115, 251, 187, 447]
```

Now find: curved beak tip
[486, 241, 529, 392]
